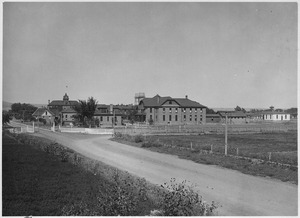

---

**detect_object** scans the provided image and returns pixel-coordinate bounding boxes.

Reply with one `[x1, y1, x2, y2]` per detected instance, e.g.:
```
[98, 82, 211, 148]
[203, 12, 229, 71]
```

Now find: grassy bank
[112, 132, 298, 184]
[2, 134, 157, 216]
[3, 132, 217, 216]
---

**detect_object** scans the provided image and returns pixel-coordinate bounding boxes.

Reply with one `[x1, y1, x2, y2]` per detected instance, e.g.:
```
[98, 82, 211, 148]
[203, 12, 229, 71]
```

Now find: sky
[2, 2, 298, 109]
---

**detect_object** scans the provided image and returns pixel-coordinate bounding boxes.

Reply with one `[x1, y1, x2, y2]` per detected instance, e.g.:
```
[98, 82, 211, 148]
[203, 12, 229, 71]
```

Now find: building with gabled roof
[46, 93, 79, 125]
[32, 107, 55, 124]
[218, 111, 247, 124]
[48, 93, 79, 111]
[138, 94, 207, 125]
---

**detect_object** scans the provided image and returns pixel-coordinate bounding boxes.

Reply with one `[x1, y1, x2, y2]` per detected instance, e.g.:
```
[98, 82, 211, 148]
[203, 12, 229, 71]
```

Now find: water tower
[134, 93, 145, 105]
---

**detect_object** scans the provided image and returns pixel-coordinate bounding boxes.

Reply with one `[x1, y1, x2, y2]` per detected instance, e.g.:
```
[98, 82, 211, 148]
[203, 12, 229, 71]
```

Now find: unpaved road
[22, 127, 297, 216]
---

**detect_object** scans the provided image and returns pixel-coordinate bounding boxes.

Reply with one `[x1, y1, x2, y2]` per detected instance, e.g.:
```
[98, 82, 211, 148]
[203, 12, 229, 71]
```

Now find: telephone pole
[225, 115, 228, 156]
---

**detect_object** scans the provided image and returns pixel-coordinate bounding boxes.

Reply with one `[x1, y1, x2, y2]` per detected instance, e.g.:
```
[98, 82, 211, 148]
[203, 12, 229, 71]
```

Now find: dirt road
[30, 130, 297, 216]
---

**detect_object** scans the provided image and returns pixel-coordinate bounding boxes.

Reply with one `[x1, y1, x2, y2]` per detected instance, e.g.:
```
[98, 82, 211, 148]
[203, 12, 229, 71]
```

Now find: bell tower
[63, 93, 69, 102]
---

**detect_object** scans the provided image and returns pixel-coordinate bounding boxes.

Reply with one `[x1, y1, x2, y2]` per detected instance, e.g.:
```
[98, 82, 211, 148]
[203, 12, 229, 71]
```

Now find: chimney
[48, 100, 50, 104]
[110, 104, 113, 114]
[185, 95, 188, 99]
[157, 95, 160, 104]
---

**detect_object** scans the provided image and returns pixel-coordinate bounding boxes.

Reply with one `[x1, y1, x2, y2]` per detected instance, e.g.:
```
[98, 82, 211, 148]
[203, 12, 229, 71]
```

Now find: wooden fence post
[190, 142, 193, 150]
[211, 144, 213, 153]
[268, 152, 272, 161]
[225, 115, 228, 156]
[236, 148, 239, 156]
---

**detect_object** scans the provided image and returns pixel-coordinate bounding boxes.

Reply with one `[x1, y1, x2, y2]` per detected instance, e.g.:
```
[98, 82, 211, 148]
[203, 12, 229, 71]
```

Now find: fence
[59, 126, 114, 135]
[115, 123, 297, 135]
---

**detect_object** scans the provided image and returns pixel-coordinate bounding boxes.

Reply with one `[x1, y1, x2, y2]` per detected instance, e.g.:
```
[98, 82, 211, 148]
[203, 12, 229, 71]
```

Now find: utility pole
[225, 115, 228, 156]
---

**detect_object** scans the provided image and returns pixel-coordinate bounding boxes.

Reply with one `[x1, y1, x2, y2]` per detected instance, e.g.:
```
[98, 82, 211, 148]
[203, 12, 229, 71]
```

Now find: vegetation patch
[112, 132, 298, 184]
[3, 132, 217, 216]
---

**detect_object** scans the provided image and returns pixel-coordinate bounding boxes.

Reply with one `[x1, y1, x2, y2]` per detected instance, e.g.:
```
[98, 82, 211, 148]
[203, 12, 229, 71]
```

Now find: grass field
[147, 131, 298, 165]
[113, 131, 298, 184]
[2, 134, 157, 216]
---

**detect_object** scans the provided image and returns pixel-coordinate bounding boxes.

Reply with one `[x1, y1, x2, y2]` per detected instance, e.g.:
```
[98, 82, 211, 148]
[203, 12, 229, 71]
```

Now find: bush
[159, 178, 217, 216]
[134, 135, 144, 143]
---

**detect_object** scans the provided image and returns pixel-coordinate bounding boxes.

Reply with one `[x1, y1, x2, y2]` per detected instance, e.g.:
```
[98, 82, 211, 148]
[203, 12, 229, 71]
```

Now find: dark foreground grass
[112, 133, 298, 184]
[2, 135, 156, 216]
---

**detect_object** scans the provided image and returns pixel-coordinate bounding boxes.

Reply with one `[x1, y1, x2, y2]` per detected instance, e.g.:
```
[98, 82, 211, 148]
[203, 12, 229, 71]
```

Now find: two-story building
[47, 93, 79, 125]
[138, 94, 207, 125]
[94, 104, 123, 126]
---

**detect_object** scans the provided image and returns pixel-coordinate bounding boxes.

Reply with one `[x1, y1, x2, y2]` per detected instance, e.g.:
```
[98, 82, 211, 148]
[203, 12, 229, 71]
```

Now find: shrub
[159, 178, 217, 216]
[114, 132, 123, 138]
[134, 135, 144, 143]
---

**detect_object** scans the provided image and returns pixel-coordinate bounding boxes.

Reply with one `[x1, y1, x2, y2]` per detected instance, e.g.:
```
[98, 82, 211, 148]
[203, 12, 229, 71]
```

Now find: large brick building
[138, 94, 207, 125]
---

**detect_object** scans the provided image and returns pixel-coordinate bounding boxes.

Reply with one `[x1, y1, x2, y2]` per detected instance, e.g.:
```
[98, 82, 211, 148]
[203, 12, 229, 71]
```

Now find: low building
[218, 111, 247, 124]
[138, 94, 207, 125]
[206, 113, 221, 123]
[246, 111, 291, 122]
[94, 104, 122, 127]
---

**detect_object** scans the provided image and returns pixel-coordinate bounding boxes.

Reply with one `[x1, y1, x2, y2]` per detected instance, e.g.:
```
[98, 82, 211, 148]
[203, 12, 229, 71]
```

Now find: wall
[145, 107, 206, 125]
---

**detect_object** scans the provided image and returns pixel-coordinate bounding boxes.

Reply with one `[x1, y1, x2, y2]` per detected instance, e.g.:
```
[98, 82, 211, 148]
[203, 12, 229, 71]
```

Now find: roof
[94, 109, 122, 116]
[32, 108, 55, 116]
[140, 95, 206, 108]
[258, 111, 290, 115]
[48, 100, 79, 106]
[61, 108, 77, 113]
[218, 111, 246, 118]
[206, 114, 220, 117]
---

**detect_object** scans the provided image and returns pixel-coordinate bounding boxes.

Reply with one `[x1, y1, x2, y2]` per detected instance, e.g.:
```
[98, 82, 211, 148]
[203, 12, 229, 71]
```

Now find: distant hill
[2, 101, 12, 111]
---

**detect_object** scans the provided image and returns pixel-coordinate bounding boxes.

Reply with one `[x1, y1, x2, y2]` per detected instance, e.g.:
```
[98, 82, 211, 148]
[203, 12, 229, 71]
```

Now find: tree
[2, 111, 11, 125]
[11, 103, 37, 121]
[235, 105, 246, 113]
[269, 106, 274, 111]
[285, 107, 297, 114]
[127, 106, 139, 123]
[74, 97, 98, 127]
[235, 106, 242, 111]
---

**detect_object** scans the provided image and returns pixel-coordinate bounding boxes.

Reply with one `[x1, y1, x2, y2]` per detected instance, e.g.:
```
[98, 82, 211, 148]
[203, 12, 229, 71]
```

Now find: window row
[150, 114, 203, 122]
[149, 108, 203, 113]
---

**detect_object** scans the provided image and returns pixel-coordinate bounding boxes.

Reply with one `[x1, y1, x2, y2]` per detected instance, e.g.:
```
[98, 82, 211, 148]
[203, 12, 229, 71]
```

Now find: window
[276, 115, 278, 119]
[190, 108, 192, 113]
[163, 108, 165, 112]
[107, 116, 109, 122]
[163, 115, 165, 121]
[65, 115, 68, 118]
[169, 108, 172, 113]
[45, 111, 48, 115]
[184, 115, 186, 121]
[169, 115, 172, 121]
[195, 108, 197, 112]
[100, 116, 103, 122]
[175, 115, 178, 121]
[175, 108, 178, 113]
[285, 115, 287, 119]
[195, 115, 197, 121]
[190, 115, 192, 121]
[169, 101, 172, 104]
[150, 108, 152, 113]
[183, 108, 186, 112]
[150, 115, 152, 120]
